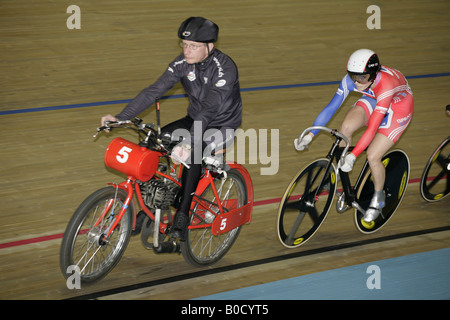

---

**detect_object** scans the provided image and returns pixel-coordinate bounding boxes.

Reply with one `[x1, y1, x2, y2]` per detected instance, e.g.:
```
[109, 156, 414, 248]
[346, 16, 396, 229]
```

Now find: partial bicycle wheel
[60, 186, 134, 284]
[180, 169, 247, 267]
[420, 137, 450, 202]
[277, 159, 337, 248]
[354, 150, 410, 234]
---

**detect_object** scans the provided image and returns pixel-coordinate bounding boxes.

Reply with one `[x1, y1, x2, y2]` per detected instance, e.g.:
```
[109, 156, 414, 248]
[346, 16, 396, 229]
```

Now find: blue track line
[1, 72, 449, 116]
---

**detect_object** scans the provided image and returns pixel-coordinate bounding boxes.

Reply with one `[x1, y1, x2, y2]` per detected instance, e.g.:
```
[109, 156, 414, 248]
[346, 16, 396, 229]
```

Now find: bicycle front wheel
[181, 169, 247, 267]
[420, 137, 450, 202]
[60, 187, 134, 284]
[277, 159, 337, 248]
[354, 149, 410, 234]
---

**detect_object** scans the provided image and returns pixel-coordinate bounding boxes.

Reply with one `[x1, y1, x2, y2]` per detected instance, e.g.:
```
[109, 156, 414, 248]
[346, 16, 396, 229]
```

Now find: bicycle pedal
[336, 192, 350, 213]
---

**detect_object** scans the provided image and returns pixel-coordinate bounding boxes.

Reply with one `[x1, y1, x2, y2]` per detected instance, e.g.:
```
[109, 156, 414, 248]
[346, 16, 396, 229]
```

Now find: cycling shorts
[355, 92, 413, 143]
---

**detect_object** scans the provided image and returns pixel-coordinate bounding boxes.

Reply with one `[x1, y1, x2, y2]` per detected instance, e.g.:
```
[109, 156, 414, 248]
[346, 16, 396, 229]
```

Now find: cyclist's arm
[115, 58, 182, 121]
[310, 75, 353, 135]
[351, 87, 392, 158]
[351, 78, 396, 157]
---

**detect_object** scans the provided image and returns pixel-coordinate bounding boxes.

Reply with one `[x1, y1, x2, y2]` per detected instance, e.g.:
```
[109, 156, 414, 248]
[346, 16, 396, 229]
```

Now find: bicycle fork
[328, 139, 368, 216]
[91, 179, 135, 246]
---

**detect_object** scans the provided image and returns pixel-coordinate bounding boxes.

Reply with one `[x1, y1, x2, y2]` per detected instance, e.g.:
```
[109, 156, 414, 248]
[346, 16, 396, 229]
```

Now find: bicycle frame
[194, 162, 254, 235]
[298, 126, 368, 215]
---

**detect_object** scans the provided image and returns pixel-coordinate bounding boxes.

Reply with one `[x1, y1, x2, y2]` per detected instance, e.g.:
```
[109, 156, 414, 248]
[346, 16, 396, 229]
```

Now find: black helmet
[178, 17, 219, 43]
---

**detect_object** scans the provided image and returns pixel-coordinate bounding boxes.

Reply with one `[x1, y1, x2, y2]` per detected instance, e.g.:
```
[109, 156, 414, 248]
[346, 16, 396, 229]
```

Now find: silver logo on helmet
[182, 31, 191, 37]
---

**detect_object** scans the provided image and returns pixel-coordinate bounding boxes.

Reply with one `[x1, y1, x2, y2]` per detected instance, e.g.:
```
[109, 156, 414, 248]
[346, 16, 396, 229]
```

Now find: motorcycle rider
[101, 17, 242, 240]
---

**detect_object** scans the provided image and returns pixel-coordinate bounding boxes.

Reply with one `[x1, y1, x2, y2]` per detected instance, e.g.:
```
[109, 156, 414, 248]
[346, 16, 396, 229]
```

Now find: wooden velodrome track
[1, 0, 449, 300]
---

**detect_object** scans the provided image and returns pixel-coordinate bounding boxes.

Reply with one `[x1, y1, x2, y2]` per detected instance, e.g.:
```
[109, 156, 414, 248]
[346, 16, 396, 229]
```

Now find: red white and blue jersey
[312, 66, 413, 157]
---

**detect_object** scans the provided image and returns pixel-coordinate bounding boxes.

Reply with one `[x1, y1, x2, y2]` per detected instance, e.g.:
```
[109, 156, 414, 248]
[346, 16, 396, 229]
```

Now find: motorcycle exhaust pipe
[153, 240, 180, 254]
[151, 208, 180, 253]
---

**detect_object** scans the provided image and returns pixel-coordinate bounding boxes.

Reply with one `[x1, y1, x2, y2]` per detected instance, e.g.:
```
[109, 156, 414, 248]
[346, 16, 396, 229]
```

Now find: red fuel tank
[104, 137, 159, 181]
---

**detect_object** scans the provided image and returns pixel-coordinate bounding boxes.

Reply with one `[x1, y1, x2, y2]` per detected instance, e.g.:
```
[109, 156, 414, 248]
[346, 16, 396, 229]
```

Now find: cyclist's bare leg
[338, 105, 367, 147]
[366, 133, 394, 191]
[364, 133, 394, 221]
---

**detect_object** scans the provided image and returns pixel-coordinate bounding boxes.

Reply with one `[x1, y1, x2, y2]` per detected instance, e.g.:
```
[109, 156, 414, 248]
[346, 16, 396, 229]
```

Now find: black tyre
[277, 159, 337, 248]
[419, 137, 450, 202]
[60, 187, 134, 284]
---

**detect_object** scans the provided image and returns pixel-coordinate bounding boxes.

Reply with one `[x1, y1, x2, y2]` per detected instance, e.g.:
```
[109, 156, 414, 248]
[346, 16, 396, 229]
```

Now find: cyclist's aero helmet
[178, 17, 219, 43]
[347, 49, 381, 82]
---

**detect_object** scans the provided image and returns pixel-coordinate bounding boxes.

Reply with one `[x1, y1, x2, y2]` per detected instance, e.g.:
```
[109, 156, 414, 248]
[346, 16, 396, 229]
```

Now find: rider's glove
[340, 153, 356, 172]
[294, 134, 312, 151]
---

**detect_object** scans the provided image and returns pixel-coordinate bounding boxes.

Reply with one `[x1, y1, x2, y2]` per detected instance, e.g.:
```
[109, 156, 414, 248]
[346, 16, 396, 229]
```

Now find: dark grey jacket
[116, 49, 242, 137]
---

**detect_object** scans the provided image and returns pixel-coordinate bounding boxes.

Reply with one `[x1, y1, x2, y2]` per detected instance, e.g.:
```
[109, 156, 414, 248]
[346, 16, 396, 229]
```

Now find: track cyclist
[101, 17, 242, 241]
[294, 49, 413, 222]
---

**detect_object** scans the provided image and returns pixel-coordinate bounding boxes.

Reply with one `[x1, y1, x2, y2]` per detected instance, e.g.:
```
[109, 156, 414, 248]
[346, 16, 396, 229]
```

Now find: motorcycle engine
[141, 178, 180, 210]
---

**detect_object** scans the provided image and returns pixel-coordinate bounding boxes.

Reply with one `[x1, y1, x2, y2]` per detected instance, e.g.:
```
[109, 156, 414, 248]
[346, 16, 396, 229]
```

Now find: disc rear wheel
[354, 150, 410, 233]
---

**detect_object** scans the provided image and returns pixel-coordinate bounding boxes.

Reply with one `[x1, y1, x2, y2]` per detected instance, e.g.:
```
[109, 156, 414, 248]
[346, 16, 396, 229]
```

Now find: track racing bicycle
[277, 126, 410, 248]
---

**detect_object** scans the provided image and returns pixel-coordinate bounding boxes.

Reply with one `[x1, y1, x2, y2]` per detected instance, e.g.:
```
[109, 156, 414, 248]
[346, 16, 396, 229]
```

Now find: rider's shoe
[131, 211, 146, 236]
[168, 212, 189, 241]
[204, 155, 230, 172]
[363, 190, 385, 222]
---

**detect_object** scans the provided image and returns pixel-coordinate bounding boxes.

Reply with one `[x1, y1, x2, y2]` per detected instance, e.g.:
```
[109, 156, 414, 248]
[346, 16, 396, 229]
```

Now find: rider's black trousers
[161, 115, 235, 217]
